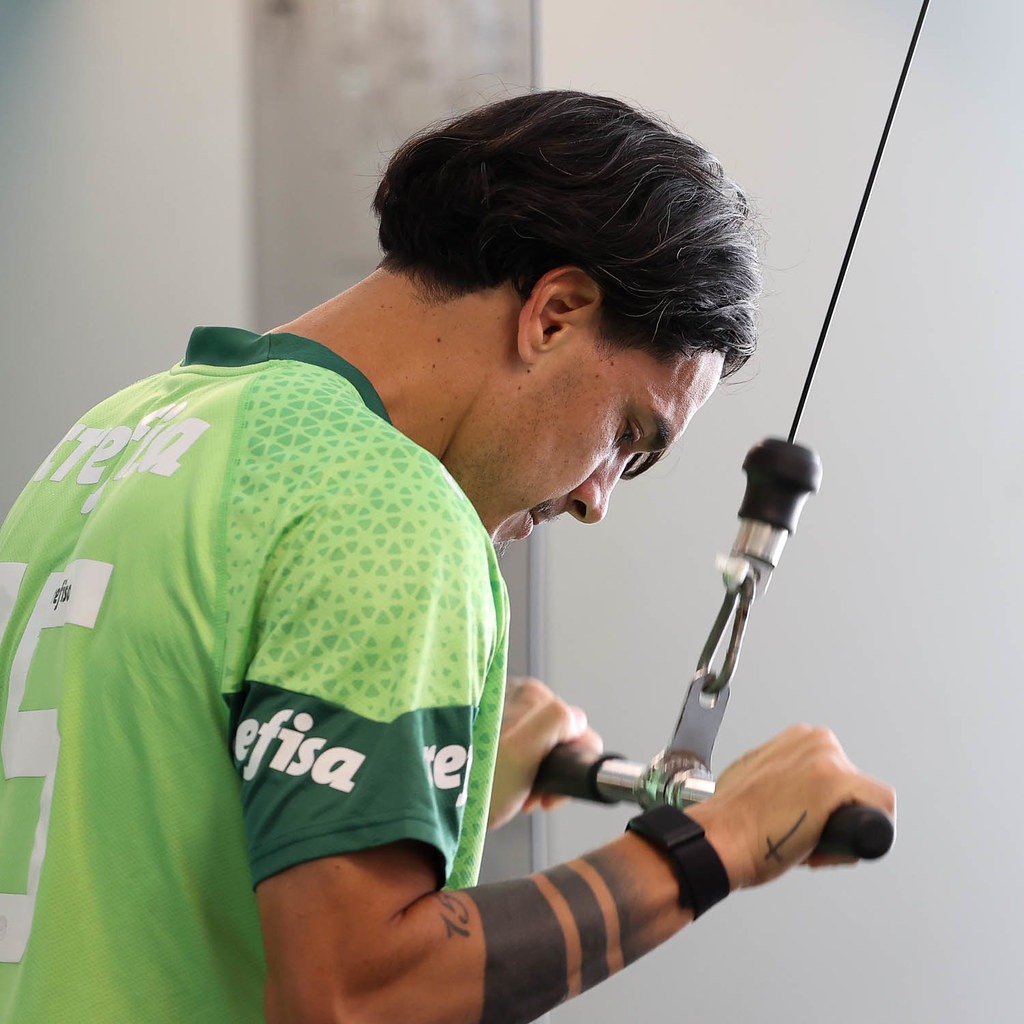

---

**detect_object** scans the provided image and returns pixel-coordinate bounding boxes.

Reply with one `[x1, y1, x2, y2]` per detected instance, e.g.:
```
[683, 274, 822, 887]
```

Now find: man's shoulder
[234, 361, 485, 541]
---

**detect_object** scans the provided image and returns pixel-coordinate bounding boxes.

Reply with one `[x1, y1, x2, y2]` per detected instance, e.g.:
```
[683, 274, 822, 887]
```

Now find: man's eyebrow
[646, 412, 672, 452]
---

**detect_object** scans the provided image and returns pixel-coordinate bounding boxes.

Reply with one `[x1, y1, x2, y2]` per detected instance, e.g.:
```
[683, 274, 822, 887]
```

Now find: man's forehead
[642, 350, 724, 439]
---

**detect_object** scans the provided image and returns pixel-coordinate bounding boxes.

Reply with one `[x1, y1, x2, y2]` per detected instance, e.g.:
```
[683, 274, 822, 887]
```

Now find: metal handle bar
[535, 744, 894, 861]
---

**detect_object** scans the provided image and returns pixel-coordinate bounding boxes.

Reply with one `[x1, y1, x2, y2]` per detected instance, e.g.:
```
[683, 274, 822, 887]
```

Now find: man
[0, 90, 894, 1022]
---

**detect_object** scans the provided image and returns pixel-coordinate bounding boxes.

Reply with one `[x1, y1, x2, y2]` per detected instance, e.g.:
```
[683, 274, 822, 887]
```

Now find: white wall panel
[537, 2, 1023, 1021]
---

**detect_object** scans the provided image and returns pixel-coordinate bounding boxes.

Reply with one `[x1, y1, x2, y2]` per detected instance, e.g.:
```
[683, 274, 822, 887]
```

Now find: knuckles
[506, 676, 553, 707]
[781, 723, 844, 756]
[505, 677, 583, 735]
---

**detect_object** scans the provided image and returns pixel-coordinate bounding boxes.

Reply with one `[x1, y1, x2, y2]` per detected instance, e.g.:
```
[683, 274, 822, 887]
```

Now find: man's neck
[273, 269, 520, 462]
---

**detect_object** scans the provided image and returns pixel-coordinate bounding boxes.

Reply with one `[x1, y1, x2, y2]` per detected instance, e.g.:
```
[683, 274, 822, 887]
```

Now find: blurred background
[2, 1, 1022, 1021]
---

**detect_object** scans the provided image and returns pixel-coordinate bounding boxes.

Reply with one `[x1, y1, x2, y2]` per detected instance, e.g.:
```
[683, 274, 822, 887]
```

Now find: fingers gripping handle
[534, 744, 895, 860]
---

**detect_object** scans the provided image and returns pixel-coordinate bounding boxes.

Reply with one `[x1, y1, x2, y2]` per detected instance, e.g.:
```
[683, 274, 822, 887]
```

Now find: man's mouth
[494, 501, 563, 550]
[529, 499, 560, 526]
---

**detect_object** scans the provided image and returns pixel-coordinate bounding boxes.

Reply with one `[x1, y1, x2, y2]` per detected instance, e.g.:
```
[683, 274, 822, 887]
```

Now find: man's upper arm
[257, 841, 484, 1023]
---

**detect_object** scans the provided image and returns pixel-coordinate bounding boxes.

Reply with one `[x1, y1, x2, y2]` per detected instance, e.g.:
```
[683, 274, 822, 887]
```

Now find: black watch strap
[626, 804, 731, 918]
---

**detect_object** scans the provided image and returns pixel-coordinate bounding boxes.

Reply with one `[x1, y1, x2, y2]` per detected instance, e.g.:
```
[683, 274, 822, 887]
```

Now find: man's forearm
[263, 833, 693, 1024]
[396, 833, 692, 1024]
[466, 840, 690, 1023]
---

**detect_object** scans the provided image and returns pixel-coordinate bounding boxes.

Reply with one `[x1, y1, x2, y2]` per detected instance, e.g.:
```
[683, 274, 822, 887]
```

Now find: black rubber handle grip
[817, 803, 895, 859]
[533, 743, 623, 804]
[738, 438, 822, 533]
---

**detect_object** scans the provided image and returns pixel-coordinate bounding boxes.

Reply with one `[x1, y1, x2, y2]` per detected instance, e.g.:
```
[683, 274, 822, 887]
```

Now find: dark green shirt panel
[227, 681, 477, 887]
[182, 326, 390, 423]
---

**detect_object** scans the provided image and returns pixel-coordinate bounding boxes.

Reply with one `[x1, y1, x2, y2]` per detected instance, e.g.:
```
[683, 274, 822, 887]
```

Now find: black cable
[788, 0, 931, 444]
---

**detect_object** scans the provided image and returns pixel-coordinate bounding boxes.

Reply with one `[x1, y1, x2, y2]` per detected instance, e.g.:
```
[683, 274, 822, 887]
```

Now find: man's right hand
[685, 724, 896, 891]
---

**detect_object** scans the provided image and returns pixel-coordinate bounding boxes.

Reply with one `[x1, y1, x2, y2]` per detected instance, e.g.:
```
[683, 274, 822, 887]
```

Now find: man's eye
[617, 424, 640, 448]
[623, 449, 663, 480]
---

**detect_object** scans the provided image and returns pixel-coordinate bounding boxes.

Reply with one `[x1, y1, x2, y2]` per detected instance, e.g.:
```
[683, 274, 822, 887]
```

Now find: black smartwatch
[626, 804, 731, 918]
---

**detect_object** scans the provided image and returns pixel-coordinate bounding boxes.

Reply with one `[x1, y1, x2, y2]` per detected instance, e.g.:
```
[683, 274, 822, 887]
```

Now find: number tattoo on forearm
[435, 891, 472, 939]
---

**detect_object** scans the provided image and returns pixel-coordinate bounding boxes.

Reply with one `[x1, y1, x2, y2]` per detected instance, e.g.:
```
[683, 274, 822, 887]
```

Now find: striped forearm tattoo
[434, 851, 662, 1024]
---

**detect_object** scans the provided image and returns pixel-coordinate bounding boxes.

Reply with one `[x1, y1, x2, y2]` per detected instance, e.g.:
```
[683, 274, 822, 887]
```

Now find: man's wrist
[626, 804, 731, 918]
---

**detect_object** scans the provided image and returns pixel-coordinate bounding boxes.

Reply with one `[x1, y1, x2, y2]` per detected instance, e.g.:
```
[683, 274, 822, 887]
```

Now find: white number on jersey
[0, 559, 113, 963]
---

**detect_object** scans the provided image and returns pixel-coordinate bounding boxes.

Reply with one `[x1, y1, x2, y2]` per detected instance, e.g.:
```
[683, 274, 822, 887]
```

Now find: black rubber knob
[816, 804, 895, 859]
[737, 438, 823, 534]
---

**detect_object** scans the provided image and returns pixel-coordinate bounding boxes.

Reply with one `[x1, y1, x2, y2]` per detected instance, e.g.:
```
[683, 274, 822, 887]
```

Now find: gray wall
[0, 0, 253, 516]
[249, 0, 533, 327]
[538, 1, 1023, 1022]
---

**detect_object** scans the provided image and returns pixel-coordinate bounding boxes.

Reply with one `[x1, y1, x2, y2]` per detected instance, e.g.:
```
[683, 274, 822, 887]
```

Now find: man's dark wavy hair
[374, 89, 760, 380]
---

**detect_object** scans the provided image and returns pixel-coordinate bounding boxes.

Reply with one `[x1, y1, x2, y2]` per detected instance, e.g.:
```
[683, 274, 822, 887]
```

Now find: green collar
[183, 326, 390, 423]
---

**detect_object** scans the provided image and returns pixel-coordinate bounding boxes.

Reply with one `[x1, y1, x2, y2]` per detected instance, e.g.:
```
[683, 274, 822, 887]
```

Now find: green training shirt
[0, 327, 509, 1022]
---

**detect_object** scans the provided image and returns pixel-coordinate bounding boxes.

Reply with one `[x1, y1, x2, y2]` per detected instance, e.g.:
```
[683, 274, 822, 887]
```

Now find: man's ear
[516, 266, 603, 365]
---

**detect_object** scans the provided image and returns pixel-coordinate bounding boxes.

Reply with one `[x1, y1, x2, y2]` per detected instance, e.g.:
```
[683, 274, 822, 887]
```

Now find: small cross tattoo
[765, 810, 808, 863]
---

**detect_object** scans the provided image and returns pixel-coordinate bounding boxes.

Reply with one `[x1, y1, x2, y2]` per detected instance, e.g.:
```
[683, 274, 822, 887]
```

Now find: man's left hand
[488, 676, 603, 829]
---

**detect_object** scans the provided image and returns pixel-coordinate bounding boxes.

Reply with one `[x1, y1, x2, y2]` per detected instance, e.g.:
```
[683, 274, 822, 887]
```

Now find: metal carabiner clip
[694, 567, 756, 698]
[658, 567, 753, 779]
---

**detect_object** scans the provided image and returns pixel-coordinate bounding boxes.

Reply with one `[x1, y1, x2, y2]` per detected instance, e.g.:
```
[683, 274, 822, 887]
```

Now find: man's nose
[566, 460, 624, 525]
